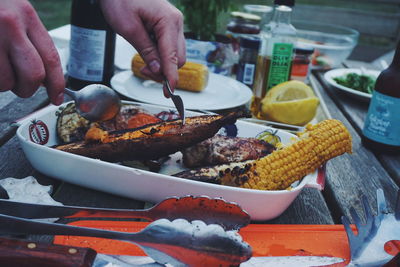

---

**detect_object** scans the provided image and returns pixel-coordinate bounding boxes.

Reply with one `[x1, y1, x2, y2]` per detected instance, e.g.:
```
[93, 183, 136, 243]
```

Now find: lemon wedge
[260, 80, 320, 126]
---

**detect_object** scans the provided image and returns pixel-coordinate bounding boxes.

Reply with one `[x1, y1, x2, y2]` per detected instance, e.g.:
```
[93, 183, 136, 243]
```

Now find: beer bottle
[361, 41, 400, 154]
[251, 0, 296, 119]
[67, 0, 116, 90]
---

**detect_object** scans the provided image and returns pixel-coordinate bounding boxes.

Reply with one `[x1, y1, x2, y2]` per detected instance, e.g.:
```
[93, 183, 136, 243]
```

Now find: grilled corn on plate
[131, 54, 209, 92]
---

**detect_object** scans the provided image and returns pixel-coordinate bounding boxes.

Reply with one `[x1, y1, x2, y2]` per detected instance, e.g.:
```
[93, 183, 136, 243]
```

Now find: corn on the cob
[217, 119, 352, 190]
[131, 54, 209, 92]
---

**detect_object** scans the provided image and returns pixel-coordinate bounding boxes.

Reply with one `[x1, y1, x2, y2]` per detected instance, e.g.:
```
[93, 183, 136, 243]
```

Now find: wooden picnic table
[0, 59, 398, 245]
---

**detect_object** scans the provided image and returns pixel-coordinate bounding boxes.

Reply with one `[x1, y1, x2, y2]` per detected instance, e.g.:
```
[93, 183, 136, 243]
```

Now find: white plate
[324, 68, 380, 101]
[111, 71, 253, 111]
[16, 101, 324, 221]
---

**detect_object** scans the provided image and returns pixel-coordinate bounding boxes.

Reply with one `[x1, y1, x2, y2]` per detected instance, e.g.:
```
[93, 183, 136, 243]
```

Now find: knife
[0, 237, 345, 267]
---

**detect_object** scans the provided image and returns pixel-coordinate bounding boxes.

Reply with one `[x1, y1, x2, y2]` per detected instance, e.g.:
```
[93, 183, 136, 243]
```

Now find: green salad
[333, 73, 376, 94]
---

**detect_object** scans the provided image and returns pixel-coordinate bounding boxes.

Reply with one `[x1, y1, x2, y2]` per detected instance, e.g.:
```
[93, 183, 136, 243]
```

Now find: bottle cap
[294, 44, 314, 55]
[239, 36, 261, 49]
[230, 11, 261, 22]
[274, 0, 295, 7]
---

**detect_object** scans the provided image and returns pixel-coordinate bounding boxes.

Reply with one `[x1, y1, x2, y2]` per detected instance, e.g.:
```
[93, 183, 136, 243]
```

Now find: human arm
[99, 0, 186, 97]
[0, 0, 64, 105]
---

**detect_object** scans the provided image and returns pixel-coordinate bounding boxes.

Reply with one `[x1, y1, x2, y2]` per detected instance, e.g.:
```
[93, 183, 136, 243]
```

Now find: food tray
[16, 101, 324, 221]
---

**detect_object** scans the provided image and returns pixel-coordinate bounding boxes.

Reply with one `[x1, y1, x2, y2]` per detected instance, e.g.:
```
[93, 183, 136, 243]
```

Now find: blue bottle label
[363, 91, 400, 146]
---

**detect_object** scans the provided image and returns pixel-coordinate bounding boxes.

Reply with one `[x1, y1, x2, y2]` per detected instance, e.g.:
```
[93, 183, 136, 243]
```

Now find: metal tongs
[0, 196, 252, 266]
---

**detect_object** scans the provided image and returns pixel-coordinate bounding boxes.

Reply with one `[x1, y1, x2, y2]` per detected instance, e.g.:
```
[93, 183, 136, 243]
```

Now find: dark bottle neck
[390, 41, 400, 67]
[71, 0, 111, 31]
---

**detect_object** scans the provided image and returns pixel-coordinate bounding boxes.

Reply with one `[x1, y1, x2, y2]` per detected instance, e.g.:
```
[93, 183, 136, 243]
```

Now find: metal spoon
[64, 84, 121, 122]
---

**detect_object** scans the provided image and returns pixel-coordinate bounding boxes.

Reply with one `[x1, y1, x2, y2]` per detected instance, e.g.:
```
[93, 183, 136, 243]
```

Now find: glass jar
[236, 37, 260, 88]
[227, 11, 261, 35]
[291, 45, 314, 82]
[243, 4, 273, 29]
[226, 11, 261, 75]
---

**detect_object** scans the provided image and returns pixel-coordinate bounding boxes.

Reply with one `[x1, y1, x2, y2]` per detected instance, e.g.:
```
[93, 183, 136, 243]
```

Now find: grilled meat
[55, 111, 247, 162]
[182, 135, 275, 168]
[174, 160, 254, 184]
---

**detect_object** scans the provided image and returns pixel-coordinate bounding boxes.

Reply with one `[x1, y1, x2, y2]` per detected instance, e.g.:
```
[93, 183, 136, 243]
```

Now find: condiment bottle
[251, 0, 296, 119]
[236, 37, 260, 88]
[67, 0, 116, 90]
[361, 41, 400, 154]
[226, 11, 261, 74]
[291, 45, 314, 82]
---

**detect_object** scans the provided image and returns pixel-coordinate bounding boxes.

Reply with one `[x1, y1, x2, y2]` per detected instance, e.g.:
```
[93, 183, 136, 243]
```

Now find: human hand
[99, 0, 186, 97]
[0, 0, 65, 105]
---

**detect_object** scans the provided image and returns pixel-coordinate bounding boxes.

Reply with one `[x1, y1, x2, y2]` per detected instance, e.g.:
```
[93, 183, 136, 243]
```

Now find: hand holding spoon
[64, 84, 121, 122]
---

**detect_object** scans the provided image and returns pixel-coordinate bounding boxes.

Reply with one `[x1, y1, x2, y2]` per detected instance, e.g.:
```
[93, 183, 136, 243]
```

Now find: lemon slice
[260, 80, 320, 126]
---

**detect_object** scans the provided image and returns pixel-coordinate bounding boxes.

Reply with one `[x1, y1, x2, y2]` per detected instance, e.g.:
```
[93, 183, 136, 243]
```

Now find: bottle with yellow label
[251, 0, 296, 119]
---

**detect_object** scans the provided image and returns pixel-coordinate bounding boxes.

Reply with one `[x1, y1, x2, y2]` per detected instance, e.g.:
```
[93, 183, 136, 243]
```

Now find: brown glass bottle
[361, 41, 400, 154]
[67, 0, 116, 90]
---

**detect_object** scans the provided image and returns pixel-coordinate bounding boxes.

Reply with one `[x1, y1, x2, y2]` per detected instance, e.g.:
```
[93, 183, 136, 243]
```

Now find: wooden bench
[293, 0, 400, 62]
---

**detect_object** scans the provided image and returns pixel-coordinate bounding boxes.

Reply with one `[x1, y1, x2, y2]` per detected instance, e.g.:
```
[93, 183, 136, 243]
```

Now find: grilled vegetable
[56, 103, 91, 143]
[175, 119, 352, 191]
[56, 104, 159, 143]
[131, 54, 209, 92]
[55, 111, 247, 162]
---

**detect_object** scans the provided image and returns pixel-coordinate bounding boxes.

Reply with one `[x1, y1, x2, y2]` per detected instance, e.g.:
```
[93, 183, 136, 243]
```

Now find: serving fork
[342, 188, 400, 266]
[164, 78, 185, 125]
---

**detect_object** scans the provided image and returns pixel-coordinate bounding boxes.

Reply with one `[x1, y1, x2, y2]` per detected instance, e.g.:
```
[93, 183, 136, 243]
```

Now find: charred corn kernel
[131, 54, 209, 92]
[220, 119, 352, 190]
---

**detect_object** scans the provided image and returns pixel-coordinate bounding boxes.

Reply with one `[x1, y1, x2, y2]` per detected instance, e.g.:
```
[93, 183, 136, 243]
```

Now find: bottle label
[363, 91, 400, 146]
[68, 25, 106, 82]
[266, 43, 293, 90]
[242, 63, 256, 85]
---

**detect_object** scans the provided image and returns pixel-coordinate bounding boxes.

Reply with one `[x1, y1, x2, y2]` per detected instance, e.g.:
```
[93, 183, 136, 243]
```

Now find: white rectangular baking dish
[16, 101, 324, 221]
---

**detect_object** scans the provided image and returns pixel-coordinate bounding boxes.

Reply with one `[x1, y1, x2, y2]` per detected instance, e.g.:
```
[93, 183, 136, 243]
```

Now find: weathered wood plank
[310, 74, 399, 223]
[314, 63, 400, 185]
[0, 88, 49, 145]
[53, 182, 146, 210]
[0, 136, 61, 190]
[268, 189, 334, 224]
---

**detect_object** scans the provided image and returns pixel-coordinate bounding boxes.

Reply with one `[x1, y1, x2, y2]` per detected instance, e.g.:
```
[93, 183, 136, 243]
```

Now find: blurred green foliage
[31, 0, 395, 50]
[29, 0, 71, 30]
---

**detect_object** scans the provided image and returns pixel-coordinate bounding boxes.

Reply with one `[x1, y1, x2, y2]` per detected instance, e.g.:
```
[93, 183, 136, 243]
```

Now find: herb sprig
[333, 73, 376, 94]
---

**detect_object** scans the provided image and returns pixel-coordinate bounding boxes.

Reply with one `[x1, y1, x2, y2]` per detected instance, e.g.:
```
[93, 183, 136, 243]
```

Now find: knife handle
[0, 237, 96, 267]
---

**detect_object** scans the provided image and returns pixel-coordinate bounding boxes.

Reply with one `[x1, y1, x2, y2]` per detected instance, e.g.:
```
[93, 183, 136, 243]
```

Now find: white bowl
[293, 20, 359, 68]
[16, 101, 324, 221]
[324, 68, 379, 101]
